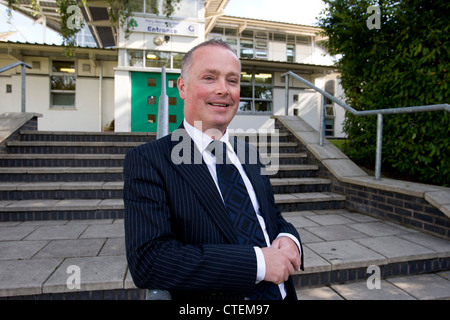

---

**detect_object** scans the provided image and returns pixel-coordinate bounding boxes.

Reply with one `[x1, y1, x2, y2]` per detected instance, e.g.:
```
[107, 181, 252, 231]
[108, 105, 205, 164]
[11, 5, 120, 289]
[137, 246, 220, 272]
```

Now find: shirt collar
[183, 119, 231, 154]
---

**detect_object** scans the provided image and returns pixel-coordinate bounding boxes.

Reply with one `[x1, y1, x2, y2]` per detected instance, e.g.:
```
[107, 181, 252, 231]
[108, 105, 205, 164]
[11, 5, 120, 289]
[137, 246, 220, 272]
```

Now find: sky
[0, 0, 327, 44]
[224, 0, 327, 26]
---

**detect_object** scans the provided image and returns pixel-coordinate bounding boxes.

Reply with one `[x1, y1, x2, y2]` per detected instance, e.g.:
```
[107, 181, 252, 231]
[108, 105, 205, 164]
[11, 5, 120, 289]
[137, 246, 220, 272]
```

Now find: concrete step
[0, 164, 318, 182]
[0, 152, 308, 166]
[0, 192, 345, 221]
[0, 178, 331, 200]
[1, 210, 449, 300]
[19, 130, 156, 143]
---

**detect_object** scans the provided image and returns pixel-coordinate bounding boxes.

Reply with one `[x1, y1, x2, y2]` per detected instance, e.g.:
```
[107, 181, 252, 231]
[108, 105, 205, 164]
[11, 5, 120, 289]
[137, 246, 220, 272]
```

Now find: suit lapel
[165, 128, 238, 244]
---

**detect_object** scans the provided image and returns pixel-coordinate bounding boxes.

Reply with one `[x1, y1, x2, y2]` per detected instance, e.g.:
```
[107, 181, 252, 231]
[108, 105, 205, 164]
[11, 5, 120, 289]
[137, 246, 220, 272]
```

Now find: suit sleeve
[123, 145, 258, 294]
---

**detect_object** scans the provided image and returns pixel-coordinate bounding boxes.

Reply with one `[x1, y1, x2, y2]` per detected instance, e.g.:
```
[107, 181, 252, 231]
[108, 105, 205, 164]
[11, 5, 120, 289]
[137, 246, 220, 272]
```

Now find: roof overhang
[0, 0, 117, 49]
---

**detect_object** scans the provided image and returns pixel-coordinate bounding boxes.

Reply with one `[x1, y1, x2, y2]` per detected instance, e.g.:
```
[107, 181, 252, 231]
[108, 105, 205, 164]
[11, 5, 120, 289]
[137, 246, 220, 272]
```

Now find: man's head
[178, 39, 241, 138]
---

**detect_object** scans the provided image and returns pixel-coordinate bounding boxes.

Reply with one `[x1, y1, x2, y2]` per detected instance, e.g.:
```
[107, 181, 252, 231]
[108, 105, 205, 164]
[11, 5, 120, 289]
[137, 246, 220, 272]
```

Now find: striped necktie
[208, 140, 282, 300]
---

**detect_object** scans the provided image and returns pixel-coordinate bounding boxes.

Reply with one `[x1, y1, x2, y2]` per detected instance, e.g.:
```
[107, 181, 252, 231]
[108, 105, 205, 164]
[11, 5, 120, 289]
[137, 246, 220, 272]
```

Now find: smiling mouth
[208, 102, 230, 107]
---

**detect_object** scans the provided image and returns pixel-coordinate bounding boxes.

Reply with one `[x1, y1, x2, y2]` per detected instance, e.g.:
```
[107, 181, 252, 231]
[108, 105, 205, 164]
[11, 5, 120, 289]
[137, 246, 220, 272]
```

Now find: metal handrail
[282, 71, 450, 180]
[0, 61, 32, 113]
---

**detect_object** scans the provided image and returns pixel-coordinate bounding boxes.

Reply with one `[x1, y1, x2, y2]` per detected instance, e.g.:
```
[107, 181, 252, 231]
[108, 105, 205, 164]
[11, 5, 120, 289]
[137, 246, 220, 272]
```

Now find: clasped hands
[261, 237, 301, 285]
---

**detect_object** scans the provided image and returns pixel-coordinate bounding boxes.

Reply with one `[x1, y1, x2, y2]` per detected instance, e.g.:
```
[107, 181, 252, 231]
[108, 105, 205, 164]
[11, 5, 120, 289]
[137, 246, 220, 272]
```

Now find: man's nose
[215, 78, 229, 95]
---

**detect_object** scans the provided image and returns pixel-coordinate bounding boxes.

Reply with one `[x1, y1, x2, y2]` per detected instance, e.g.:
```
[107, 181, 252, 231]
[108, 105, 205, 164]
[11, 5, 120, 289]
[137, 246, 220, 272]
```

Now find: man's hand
[261, 237, 301, 285]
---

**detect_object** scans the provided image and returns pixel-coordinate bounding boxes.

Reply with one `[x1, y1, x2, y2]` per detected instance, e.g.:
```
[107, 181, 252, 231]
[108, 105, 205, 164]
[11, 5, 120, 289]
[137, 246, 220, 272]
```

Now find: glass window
[225, 28, 238, 37]
[146, 51, 171, 68]
[145, 0, 158, 14]
[255, 31, 268, 39]
[287, 44, 295, 62]
[50, 60, 76, 108]
[296, 36, 310, 44]
[273, 33, 286, 42]
[211, 27, 223, 35]
[241, 30, 253, 38]
[254, 73, 272, 85]
[238, 71, 273, 114]
[172, 53, 184, 69]
[129, 50, 144, 67]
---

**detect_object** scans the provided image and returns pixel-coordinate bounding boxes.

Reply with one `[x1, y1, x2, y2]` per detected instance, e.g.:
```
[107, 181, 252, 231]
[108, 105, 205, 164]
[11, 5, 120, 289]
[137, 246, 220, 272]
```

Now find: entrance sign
[129, 17, 199, 37]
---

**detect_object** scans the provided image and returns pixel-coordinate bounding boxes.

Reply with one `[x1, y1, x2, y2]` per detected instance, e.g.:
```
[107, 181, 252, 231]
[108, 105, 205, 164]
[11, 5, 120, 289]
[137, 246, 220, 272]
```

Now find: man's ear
[177, 77, 186, 100]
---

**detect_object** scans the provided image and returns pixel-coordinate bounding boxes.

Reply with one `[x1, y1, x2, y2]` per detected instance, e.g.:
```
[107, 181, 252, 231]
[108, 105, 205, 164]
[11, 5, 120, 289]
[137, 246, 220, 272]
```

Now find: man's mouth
[208, 102, 230, 107]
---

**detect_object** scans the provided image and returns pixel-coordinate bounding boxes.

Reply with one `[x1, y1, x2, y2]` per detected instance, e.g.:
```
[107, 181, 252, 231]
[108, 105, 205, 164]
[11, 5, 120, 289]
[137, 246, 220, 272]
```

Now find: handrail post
[21, 63, 27, 112]
[375, 113, 383, 180]
[319, 94, 326, 146]
[157, 66, 169, 139]
[285, 74, 289, 115]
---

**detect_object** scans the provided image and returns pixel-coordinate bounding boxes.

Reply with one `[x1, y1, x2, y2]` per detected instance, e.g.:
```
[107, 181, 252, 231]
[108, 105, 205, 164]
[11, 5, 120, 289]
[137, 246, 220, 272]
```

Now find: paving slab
[299, 246, 331, 273]
[331, 280, 415, 300]
[398, 233, 450, 258]
[99, 238, 126, 256]
[355, 235, 437, 263]
[283, 215, 320, 228]
[387, 273, 450, 300]
[294, 228, 324, 243]
[0, 258, 62, 297]
[306, 240, 387, 270]
[0, 226, 36, 240]
[304, 225, 367, 241]
[33, 239, 106, 259]
[80, 223, 125, 239]
[306, 214, 356, 226]
[297, 286, 343, 300]
[24, 225, 88, 240]
[0, 240, 48, 260]
[43, 255, 128, 294]
[347, 221, 417, 237]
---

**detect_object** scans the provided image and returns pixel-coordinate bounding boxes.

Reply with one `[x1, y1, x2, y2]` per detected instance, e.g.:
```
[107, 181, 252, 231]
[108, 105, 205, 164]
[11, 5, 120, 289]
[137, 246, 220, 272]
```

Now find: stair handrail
[281, 71, 450, 180]
[0, 61, 32, 113]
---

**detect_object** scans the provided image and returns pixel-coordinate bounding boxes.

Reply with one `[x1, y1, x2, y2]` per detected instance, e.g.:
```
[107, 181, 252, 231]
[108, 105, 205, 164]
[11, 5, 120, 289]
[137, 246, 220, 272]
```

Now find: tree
[317, 0, 450, 186]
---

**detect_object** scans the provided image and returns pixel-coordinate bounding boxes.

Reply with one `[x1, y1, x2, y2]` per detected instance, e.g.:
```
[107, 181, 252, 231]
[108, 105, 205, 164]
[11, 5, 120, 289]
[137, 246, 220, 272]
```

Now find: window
[50, 60, 76, 108]
[238, 71, 273, 114]
[127, 50, 184, 69]
[146, 51, 171, 68]
[287, 43, 295, 62]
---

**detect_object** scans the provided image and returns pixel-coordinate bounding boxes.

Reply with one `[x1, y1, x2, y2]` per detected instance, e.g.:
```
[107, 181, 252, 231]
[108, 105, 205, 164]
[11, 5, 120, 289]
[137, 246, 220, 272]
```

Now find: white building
[0, 0, 345, 137]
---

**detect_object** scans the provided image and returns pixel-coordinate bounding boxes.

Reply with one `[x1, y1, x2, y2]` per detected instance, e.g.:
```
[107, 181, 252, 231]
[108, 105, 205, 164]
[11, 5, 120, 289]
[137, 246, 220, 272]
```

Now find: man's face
[178, 45, 241, 137]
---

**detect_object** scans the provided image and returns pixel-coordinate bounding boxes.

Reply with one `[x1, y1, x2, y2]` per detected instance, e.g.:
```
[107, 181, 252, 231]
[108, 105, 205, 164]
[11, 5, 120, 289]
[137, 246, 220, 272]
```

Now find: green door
[131, 71, 184, 132]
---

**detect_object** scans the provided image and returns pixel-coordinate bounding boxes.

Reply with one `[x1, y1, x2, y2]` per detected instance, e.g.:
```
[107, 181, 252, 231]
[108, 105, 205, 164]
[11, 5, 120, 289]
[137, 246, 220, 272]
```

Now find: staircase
[0, 127, 345, 221]
[1, 115, 449, 300]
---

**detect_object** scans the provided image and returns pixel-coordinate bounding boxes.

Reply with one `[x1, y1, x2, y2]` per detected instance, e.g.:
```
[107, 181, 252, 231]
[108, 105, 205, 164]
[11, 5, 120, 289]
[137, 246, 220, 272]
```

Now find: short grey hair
[180, 39, 240, 80]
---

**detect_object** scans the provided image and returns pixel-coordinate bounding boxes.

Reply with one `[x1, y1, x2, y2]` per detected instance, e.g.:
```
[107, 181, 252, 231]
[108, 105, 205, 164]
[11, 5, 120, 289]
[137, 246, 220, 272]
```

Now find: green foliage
[317, 0, 450, 186]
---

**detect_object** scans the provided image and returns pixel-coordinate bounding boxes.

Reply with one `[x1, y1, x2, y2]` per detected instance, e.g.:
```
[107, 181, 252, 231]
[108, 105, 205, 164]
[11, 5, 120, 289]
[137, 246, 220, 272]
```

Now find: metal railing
[0, 61, 32, 113]
[282, 71, 450, 180]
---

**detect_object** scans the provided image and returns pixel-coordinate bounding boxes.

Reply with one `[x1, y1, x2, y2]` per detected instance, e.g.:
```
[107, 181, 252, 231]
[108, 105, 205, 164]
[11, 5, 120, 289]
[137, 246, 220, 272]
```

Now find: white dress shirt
[183, 120, 301, 299]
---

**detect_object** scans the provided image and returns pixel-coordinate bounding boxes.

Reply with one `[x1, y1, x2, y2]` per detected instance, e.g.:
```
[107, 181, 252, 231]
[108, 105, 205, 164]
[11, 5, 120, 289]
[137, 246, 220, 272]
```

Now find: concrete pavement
[1, 209, 450, 299]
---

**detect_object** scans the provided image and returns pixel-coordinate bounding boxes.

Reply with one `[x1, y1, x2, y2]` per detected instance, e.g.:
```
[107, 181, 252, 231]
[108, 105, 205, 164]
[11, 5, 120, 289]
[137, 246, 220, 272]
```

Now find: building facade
[0, 0, 345, 137]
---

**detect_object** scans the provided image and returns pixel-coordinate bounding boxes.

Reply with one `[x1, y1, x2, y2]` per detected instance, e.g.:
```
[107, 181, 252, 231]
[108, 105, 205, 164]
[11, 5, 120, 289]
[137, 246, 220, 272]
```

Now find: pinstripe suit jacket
[123, 126, 303, 300]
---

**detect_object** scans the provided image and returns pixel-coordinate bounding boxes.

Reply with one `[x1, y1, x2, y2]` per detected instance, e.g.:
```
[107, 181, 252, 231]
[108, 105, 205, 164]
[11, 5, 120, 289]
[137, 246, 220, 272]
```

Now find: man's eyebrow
[203, 69, 240, 77]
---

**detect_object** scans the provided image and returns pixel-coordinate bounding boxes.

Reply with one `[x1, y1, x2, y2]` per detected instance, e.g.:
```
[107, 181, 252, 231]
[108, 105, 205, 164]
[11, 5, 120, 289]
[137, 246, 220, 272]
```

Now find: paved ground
[1, 209, 450, 299]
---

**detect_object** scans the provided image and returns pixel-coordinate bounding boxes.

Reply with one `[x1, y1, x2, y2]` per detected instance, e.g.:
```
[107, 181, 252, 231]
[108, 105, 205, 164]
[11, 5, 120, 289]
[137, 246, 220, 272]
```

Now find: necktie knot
[207, 140, 227, 164]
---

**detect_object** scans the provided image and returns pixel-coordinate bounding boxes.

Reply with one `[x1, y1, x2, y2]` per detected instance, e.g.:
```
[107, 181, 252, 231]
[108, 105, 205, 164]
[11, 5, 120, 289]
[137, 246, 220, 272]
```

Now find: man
[124, 39, 303, 300]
